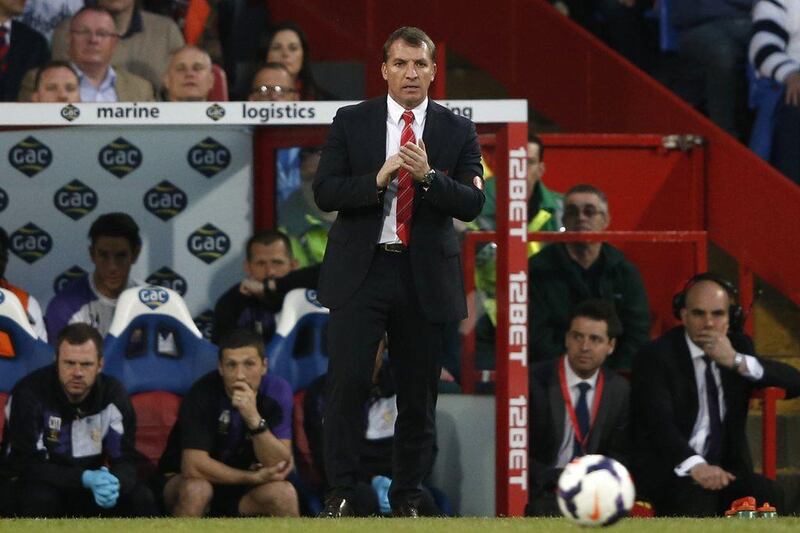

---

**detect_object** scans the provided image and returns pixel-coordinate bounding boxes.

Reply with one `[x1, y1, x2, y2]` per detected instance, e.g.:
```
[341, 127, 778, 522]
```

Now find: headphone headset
[672, 272, 745, 333]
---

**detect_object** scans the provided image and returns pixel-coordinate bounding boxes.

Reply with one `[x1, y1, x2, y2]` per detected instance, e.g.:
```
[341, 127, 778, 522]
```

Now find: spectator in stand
[0, 323, 157, 517]
[162, 45, 215, 101]
[50, 0, 184, 94]
[212, 230, 298, 345]
[0, 227, 48, 355]
[749, 0, 800, 186]
[671, 0, 753, 140]
[0, 0, 49, 102]
[248, 61, 299, 102]
[44, 212, 143, 342]
[158, 328, 299, 517]
[19, 6, 155, 102]
[528, 184, 650, 371]
[30, 60, 80, 103]
[527, 299, 630, 516]
[17, 0, 83, 43]
[265, 21, 326, 100]
[632, 273, 800, 516]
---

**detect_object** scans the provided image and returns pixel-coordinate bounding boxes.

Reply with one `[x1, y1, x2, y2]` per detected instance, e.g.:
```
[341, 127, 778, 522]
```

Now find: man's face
[565, 316, 615, 378]
[58, 340, 103, 404]
[681, 281, 730, 347]
[165, 47, 214, 102]
[244, 240, 296, 282]
[69, 10, 118, 70]
[382, 39, 436, 109]
[32, 66, 80, 103]
[526, 142, 545, 197]
[97, 0, 134, 15]
[0, 0, 26, 18]
[90, 236, 139, 298]
[249, 67, 299, 102]
[218, 346, 267, 397]
[562, 191, 609, 232]
[266, 29, 303, 78]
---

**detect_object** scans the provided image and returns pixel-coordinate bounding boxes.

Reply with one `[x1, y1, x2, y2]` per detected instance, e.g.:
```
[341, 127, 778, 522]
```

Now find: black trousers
[323, 249, 442, 508]
[17, 478, 159, 517]
[654, 471, 783, 517]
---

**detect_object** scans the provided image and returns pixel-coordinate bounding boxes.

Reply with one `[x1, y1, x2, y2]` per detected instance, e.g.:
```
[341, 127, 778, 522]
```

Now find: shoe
[317, 496, 354, 518]
[392, 503, 420, 518]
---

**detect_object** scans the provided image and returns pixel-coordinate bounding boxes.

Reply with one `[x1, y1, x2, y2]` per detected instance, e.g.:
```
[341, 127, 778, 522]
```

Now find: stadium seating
[266, 288, 329, 392]
[0, 288, 54, 436]
[210, 64, 229, 101]
[103, 286, 218, 467]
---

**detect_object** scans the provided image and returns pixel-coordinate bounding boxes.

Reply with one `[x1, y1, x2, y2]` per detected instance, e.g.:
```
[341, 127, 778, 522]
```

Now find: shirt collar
[120, 7, 143, 39]
[387, 94, 428, 126]
[684, 331, 706, 360]
[73, 63, 117, 90]
[563, 355, 600, 390]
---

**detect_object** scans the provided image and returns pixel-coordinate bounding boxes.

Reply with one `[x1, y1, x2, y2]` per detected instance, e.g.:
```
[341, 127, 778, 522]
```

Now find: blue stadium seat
[0, 288, 54, 392]
[266, 288, 329, 392]
[0, 288, 55, 436]
[103, 285, 218, 395]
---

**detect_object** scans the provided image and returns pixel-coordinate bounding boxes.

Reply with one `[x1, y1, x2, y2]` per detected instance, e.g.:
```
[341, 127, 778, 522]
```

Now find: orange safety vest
[0, 279, 30, 358]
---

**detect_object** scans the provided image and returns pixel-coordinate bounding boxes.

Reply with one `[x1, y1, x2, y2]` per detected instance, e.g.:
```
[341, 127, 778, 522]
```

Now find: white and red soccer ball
[557, 454, 636, 527]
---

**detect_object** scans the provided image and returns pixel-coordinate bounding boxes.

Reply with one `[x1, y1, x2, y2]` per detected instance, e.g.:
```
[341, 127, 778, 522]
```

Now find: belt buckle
[380, 242, 405, 253]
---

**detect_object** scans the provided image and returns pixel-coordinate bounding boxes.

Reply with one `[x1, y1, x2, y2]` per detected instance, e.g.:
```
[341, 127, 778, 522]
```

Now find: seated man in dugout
[162, 45, 215, 102]
[158, 328, 298, 517]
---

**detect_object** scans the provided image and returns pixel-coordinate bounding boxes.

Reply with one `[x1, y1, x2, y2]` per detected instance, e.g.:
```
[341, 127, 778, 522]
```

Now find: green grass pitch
[2, 517, 800, 532]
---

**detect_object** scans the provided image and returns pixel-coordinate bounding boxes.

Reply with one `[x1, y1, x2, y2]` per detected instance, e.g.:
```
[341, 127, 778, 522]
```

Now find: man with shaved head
[632, 273, 800, 516]
[163, 45, 215, 101]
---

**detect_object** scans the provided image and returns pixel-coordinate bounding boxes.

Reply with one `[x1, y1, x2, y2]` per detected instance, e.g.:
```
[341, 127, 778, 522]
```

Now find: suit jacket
[631, 326, 800, 499]
[529, 358, 630, 496]
[0, 21, 49, 102]
[313, 96, 484, 323]
[18, 65, 155, 102]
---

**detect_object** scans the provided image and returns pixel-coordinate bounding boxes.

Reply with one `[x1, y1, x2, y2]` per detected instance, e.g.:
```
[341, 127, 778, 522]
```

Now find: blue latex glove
[371, 475, 392, 515]
[81, 466, 120, 509]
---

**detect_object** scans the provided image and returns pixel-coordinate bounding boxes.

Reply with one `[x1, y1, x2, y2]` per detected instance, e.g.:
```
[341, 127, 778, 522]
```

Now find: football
[556, 454, 636, 527]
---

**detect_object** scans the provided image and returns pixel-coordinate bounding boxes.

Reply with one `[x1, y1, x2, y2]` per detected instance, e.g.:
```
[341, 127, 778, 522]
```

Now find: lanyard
[558, 356, 605, 451]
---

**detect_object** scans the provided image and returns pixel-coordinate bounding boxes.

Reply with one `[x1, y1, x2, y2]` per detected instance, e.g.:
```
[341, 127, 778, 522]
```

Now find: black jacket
[0, 21, 49, 102]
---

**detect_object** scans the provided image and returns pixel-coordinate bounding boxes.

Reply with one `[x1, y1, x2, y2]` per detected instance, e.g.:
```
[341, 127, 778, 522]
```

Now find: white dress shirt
[674, 332, 764, 476]
[556, 356, 600, 468]
[73, 63, 119, 103]
[378, 95, 427, 244]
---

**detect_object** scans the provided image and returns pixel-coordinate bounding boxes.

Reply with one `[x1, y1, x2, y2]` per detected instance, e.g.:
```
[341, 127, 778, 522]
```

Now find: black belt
[377, 242, 407, 253]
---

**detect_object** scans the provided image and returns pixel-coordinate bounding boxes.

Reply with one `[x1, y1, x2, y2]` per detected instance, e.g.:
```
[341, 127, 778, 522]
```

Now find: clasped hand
[376, 139, 430, 189]
[695, 331, 736, 368]
[81, 466, 120, 509]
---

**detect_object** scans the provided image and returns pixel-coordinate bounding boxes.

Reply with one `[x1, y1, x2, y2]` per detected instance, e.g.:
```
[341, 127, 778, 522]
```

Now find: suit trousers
[323, 248, 443, 507]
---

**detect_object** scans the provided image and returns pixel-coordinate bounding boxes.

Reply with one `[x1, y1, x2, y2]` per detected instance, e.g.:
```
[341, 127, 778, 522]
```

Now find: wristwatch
[421, 168, 436, 188]
[733, 353, 745, 371]
[248, 418, 268, 436]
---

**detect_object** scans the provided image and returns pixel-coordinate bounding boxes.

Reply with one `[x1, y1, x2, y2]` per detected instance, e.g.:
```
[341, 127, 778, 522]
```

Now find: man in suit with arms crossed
[313, 26, 484, 517]
[632, 273, 800, 516]
[527, 299, 630, 516]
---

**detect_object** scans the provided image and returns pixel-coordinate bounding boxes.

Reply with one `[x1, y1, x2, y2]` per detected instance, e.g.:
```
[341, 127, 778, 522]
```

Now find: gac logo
[10, 223, 52, 264]
[143, 180, 187, 221]
[187, 137, 230, 178]
[193, 309, 214, 340]
[139, 287, 170, 310]
[53, 179, 98, 220]
[0, 187, 7, 212]
[8, 136, 52, 177]
[53, 266, 88, 293]
[146, 267, 188, 296]
[99, 137, 142, 178]
[187, 223, 230, 264]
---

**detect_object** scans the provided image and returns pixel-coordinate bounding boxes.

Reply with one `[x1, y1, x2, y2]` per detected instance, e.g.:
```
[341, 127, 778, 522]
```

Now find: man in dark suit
[526, 298, 630, 516]
[632, 273, 800, 516]
[312, 26, 484, 517]
[0, 0, 49, 101]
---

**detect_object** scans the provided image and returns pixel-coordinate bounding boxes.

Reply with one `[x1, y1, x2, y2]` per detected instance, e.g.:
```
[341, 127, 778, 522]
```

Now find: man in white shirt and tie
[527, 299, 631, 516]
[632, 273, 800, 516]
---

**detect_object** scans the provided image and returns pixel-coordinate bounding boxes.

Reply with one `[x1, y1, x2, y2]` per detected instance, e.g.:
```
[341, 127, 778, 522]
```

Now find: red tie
[396, 110, 415, 244]
[0, 27, 8, 74]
